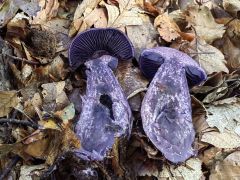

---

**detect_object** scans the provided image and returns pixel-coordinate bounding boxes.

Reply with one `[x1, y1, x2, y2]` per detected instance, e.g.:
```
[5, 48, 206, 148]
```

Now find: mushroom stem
[75, 56, 132, 160]
[141, 58, 195, 163]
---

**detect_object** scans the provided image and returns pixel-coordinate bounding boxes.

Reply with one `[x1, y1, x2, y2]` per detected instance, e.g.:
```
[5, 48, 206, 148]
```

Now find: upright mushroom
[139, 47, 207, 163]
[69, 28, 134, 160]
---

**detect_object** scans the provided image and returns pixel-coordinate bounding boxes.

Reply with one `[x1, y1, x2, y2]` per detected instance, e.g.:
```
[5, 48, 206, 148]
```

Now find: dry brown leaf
[54, 103, 75, 124]
[116, 62, 148, 111]
[69, 0, 102, 36]
[127, 14, 158, 59]
[15, 0, 40, 17]
[223, 0, 240, 17]
[206, 97, 240, 133]
[192, 96, 209, 133]
[159, 158, 203, 180]
[154, 13, 181, 42]
[185, 5, 225, 43]
[41, 81, 70, 112]
[187, 39, 229, 75]
[31, 0, 59, 24]
[199, 147, 222, 167]
[201, 130, 240, 148]
[19, 164, 47, 180]
[0, 91, 19, 117]
[100, 0, 142, 28]
[0, 0, 20, 28]
[210, 151, 240, 179]
[83, 8, 108, 28]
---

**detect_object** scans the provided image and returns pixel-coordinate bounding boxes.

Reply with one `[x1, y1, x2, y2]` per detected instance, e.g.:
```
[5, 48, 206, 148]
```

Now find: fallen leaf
[201, 130, 240, 148]
[223, 0, 240, 17]
[14, 0, 40, 17]
[206, 97, 240, 133]
[100, 0, 143, 28]
[41, 81, 70, 112]
[126, 14, 158, 59]
[0, 37, 12, 90]
[210, 151, 240, 179]
[0, 91, 19, 117]
[199, 147, 222, 167]
[185, 5, 226, 43]
[154, 13, 181, 42]
[187, 39, 229, 75]
[203, 83, 228, 103]
[31, 0, 59, 24]
[192, 96, 209, 133]
[19, 164, 47, 180]
[159, 158, 203, 180]
[0, 0, 19, 28]
[69, 0, 102, 36]
[54, 103, 75, 124]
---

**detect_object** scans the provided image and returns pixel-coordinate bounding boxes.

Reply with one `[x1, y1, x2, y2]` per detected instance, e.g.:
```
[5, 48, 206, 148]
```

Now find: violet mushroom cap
[139, 47, 207, 163]
[68, 28, 134, 161]
[139, 47, 207, 87]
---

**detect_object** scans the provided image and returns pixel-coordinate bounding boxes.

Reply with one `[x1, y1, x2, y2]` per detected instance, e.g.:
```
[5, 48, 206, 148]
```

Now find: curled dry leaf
[223, 0, 240, 17]
[31, 0, 59, 24]
[0, 91, 19, 117]
[191, 96, 209, 133]
[69, 0, 102, 36]
[154, 13, 181, 42]
[202, 83, 228, 103]
[221, 19, 240, 69]
[185, 5, 225, 43]
[206, 97, 240, 133]
[100, 0, 142, 28]
[210, 151, 240, 179]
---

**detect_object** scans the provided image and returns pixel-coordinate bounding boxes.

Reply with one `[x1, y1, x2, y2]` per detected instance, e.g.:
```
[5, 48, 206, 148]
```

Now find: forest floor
[0, 0, 240, 179]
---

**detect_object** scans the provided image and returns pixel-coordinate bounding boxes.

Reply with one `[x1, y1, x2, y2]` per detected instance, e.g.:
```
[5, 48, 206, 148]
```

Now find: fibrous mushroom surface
[69, 28, 134, 160]
[139, 47, 206, 163]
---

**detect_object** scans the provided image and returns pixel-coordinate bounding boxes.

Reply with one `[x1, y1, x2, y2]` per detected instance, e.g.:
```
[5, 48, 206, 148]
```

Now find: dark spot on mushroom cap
[139, 47, 207, 86]
[69, 28, 134, 70]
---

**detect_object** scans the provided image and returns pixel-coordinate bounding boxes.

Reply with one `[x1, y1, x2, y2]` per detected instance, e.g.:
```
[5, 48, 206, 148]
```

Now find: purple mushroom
[68, 28, 134, 161]
[139, 47, 207, 163]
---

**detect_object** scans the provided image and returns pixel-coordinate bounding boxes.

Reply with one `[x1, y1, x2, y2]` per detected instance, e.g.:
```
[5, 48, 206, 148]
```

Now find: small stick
[0, 118, 39, 129]
[5, 54, 40, 65]
[0, 156, 20, 179]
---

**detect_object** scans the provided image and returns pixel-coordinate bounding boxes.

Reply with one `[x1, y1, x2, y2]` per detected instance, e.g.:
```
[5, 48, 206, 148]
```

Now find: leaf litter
[0, 0, 240, 179]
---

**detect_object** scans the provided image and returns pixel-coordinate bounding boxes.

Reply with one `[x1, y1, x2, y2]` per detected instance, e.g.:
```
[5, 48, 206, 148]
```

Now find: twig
[0, 118, 39, 129]
[0, 156, 20, 179]
[5, 54, 40, 65]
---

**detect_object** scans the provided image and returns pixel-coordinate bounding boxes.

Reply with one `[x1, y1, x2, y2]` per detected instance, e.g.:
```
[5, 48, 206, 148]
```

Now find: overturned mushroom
[139, 47, 207, 163]
[69, 28, 134, 160]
